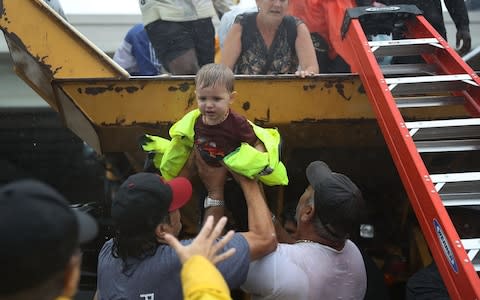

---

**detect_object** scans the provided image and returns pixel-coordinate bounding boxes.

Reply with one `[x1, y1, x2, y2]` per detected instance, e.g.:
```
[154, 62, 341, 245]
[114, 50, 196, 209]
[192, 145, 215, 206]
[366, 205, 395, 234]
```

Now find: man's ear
[155, 223, 171, 242]
[300, 203, 315, 223]
[60, 252, 82, 298]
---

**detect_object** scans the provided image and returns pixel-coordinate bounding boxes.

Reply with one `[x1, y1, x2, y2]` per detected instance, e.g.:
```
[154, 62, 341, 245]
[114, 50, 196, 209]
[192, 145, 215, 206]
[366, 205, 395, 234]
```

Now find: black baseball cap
[0, 179, 98, 294]
[111, 172, 192, 234]
[306, 161, 364, 238]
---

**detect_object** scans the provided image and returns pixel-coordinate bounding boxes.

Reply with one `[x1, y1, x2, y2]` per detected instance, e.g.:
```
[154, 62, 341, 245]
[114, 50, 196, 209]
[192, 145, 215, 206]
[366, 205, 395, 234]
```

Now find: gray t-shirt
[97, 233, 250, 300]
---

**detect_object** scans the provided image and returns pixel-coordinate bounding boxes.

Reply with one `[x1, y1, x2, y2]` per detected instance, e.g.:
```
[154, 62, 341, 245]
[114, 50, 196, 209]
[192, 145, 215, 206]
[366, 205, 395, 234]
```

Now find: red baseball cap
[111, 172, 192, 234]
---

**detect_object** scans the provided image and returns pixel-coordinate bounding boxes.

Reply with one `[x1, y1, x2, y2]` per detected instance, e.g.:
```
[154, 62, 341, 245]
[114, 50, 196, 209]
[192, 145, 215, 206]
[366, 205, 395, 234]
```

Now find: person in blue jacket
[113, 23, 163, 76]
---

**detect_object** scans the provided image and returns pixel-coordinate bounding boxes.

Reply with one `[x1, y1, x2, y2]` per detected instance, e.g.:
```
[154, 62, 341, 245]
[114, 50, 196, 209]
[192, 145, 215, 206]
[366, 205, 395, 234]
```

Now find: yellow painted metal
[56, 75, 468, 127]
[0, 0, 469, 155]
[0, 0, 127, 79]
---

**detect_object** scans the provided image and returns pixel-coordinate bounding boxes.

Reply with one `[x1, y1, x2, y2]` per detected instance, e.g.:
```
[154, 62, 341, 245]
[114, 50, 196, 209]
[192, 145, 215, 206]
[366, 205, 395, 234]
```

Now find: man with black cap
[96, 168, 277, 299]
[242, 161, 367, 299]
[0, 179, 98, 300]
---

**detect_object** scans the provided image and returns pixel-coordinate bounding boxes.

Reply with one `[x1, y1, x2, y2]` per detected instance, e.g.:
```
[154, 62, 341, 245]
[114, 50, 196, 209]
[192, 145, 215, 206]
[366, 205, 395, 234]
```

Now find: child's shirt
[194, 109, 257, 166]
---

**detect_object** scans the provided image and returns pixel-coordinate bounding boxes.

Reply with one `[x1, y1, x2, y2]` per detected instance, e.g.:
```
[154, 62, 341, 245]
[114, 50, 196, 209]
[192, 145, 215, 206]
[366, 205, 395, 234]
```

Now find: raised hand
[164, 215, 236, 264]
[194, 148, 228, 196]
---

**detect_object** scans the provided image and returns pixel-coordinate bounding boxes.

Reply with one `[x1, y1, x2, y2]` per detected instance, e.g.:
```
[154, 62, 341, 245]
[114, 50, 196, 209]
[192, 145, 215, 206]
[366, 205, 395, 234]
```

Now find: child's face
[196, 84, 234, 125]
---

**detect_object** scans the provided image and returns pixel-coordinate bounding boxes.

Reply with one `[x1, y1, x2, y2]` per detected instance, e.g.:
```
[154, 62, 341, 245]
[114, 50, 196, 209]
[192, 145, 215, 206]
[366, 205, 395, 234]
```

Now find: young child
[142, 63, 288, 220]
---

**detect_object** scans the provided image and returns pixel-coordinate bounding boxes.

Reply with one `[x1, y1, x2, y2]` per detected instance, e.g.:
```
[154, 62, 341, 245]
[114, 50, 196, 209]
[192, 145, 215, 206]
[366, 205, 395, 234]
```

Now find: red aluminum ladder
[336, 4, 480, 299]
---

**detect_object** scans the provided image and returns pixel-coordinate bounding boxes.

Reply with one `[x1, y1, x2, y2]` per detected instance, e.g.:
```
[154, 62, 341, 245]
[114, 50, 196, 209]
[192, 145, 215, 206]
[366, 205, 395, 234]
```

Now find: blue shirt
[97, 233, 250, 300]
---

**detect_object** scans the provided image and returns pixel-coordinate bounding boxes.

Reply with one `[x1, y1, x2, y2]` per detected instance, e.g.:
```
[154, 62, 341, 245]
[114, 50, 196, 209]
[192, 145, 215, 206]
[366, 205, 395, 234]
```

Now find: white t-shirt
[242, 240, 367, 300]
[140, 0, 217, 24]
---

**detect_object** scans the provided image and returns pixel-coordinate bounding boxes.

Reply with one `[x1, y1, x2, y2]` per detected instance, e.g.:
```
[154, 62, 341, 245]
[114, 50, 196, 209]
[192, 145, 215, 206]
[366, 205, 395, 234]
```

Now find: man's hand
[229, 167, 257, 188]
[456, 28, 471, 56]
[194, 148, 228, 196]
[164, 216, 236, 264]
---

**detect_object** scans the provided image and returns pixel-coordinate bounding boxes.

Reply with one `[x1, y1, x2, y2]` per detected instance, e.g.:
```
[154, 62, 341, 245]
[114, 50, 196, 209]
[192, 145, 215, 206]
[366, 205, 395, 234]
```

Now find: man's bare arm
[233, 173, 277, 260]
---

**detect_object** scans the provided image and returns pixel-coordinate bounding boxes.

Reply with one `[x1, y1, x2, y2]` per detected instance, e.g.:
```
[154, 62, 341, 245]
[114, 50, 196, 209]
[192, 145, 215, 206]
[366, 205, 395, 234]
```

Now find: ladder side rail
[344, 19, 480, 300]
[461, 90, 480, 117]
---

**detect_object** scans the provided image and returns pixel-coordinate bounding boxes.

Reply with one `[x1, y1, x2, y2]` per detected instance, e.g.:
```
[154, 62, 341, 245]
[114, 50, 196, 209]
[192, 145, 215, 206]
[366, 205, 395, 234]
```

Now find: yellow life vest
[142, 109, 288, 186]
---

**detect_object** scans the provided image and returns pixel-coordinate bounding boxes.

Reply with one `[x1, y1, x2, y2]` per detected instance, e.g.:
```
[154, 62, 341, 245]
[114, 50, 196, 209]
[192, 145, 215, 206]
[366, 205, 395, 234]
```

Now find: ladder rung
[386, 74, 475, 85]
[381, 64, 438, 76]
[392, 82, 470, 95]
[430, 172, 480, 184]
[386, 74, 478, 95]
[461, 238, 480, 251]
[406, 118, 480, 129]
[415, 139, 480, 153]
[474, 263, 480, 272]
[442, 194, 480, 207]
[369, 38, 440, 47]
[396, 95, 465, 108]
[369, 38, 442, 57]
[406, 118, 480, 140]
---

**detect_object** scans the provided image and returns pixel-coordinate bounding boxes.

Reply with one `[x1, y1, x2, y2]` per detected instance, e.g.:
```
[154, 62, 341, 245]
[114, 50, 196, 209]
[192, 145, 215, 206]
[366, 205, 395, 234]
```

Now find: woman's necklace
[295, 239, 319, 244]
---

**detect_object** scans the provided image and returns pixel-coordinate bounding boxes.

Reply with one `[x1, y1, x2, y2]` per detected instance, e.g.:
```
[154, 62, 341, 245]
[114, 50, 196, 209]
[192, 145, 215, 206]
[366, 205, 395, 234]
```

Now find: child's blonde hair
[195, 63, 234, 93]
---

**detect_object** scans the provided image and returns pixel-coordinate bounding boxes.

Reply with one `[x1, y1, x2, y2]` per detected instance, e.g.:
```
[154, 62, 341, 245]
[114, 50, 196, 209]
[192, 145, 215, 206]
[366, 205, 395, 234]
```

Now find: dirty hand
[228, 168, 258, 189]
[456, 28, 471, 56]
[194, 148, 228, 193]
[295, 70, 316, 78]
[164, 215, 236, 264]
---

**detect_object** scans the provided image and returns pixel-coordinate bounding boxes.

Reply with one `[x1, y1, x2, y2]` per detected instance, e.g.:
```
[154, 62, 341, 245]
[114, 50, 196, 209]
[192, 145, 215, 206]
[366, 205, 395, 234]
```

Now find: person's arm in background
[213, 0, 234, 19]
[295, 23, 319, 77]
[113, 38, 138, 75]
[444, 0, 471, 56]
[221, 23, 243, 71]
[165, 216, 236, 300]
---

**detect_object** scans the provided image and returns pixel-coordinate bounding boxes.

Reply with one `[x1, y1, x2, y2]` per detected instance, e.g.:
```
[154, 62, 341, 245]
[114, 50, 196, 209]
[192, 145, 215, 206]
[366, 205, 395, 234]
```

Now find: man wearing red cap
[96, 167, 277, 299]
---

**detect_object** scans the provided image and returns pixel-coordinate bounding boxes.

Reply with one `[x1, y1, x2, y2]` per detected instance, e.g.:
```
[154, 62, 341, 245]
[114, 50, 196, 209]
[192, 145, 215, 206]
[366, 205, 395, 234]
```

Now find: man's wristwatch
[204, 196, 225, 209]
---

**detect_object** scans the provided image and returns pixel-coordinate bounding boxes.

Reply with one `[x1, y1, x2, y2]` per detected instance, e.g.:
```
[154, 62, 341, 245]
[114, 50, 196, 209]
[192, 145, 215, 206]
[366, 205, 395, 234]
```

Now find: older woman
[221, 0, 318, 77]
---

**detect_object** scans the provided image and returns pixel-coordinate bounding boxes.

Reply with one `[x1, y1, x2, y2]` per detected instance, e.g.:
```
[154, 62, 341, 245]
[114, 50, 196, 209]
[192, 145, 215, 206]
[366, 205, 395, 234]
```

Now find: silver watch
[204, 196, 225, 208]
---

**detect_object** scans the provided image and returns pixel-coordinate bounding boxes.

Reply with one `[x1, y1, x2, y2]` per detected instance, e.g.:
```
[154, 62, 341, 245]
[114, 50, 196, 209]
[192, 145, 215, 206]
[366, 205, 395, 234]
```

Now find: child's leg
[194, 150, 228, 224]
[203, 169, 226, 225]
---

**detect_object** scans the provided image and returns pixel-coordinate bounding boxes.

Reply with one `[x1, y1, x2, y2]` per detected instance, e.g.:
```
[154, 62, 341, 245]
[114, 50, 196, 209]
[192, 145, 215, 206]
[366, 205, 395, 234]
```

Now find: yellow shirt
[181, 256, 232, 300]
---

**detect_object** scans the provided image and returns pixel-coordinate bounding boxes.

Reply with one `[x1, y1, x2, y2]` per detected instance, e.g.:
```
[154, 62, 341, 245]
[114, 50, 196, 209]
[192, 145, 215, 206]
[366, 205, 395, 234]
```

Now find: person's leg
[192, 18, 215, 67]
[167, 49, 199, 74]
[145, 19, 199, 74]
